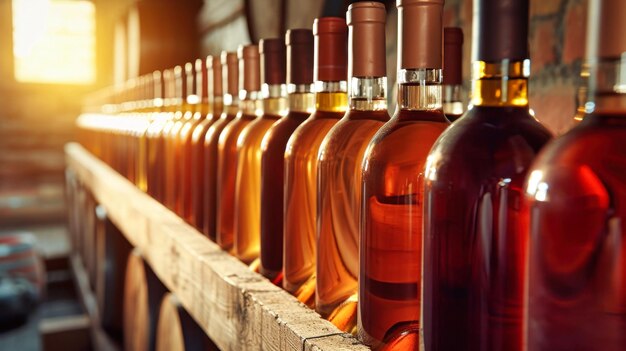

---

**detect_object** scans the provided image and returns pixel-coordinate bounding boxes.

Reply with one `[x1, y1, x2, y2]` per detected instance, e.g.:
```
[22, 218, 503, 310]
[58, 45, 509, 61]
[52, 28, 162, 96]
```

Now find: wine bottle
[190, 56, 223, 231]
[316, 1, 389, 334]
[259, 29, 315, 284]
[358, 0, 449, 348]
[216, 45, 262, 251]
[422, 0, 553, 349]
[203, 52, 239, 240]
[234, 38, 288, 265]
[179, 62, 204, 222]
[525, 0, 626, 350]
[283, 17, 348, 308]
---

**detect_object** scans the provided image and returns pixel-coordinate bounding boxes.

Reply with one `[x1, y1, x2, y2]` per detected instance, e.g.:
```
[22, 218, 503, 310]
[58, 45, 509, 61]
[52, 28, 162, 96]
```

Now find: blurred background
[0, 0, 585, 349]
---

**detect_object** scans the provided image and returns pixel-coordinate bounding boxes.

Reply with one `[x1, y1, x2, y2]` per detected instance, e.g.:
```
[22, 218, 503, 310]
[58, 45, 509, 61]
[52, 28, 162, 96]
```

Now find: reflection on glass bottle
[358, 1, 449, 349]
[283, 17, 348, 308]
[259, 29, 315, 284]
[525, 1, 626, 350]
[216, 45, 261, 251]
[422, 0, 553, 350]
[203, 51, 239, 241]
[234, 39, 287, 265]
[190, 56, 223, 231]
[316, 2, 389, 334]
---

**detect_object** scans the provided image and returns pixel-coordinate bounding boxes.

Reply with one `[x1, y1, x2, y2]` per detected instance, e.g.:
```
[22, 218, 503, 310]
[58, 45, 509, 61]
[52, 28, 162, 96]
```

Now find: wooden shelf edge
[64, 143, 369, 351]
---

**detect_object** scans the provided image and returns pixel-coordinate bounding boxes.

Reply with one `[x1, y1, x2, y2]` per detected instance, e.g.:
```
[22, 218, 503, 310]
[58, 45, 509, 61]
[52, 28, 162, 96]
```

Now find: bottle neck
[315, 81, 348, 113]
[588, 55, 626, 114]
[262, 84, 288, 116]
[470, 60, 529, 107]
[443, 84, 464, 116]
[223, 94, 240, 115]
[211, 97, 224, 117]
[239, 90, 262, 116]
[397, 68, 443, 111]
[350, 77, 387, 111]
[287, 84, 315, 114]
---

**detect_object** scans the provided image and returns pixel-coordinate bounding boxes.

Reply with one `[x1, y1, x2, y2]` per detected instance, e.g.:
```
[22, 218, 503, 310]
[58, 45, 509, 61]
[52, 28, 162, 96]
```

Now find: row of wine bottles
[78, 0, 626, 350]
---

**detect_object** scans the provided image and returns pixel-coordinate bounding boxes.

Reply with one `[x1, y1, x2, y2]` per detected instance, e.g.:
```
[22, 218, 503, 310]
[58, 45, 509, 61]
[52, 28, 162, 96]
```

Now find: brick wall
[443, 0, 587, 134]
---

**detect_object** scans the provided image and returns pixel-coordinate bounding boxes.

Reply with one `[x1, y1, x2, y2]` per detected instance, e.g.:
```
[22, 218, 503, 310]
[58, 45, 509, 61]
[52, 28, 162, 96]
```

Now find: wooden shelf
[65, 142, 369, 351]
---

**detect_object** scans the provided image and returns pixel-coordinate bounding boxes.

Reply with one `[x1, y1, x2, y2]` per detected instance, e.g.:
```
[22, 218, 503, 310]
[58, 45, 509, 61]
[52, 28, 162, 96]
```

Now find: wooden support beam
[65, 143, 369, 351]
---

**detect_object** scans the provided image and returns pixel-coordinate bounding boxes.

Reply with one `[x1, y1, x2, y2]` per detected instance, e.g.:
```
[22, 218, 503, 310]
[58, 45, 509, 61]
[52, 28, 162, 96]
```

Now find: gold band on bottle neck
[470, 60, 529, 107]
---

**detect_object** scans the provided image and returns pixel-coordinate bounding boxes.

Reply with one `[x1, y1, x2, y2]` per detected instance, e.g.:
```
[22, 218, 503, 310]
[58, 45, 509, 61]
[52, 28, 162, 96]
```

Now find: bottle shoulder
[528, 117, 626, 196]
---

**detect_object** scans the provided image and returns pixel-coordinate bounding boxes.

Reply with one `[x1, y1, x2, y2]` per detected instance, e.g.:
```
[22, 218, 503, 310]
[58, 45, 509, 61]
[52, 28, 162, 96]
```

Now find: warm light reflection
[12, 0, 96, 84]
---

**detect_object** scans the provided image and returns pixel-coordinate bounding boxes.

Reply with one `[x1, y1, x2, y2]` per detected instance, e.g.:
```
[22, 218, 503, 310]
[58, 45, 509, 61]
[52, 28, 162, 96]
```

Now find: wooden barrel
[95, 206, 133, 342]
[124, 249, 167, 351]
[155, 293, 218, 351]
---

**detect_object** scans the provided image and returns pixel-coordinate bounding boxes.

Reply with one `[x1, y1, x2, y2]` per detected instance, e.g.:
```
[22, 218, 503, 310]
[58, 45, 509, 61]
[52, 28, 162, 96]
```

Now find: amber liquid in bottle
[191, 56, 223, 230]
[358, 71, 449, 349]
[283, 84, 348, 306]
[422, 62, 552, 350]
[203, 102, 237, 240]
[259, 89, 314, 283]
[216, 94, 260, 251]
[525, 2, 626, 348]
[204, 51, 238, 240]
[190, 99, 222, 230]
[179, 63, 205, 222]
[234, 86, 286, 264]
[316, 97, 388, 332]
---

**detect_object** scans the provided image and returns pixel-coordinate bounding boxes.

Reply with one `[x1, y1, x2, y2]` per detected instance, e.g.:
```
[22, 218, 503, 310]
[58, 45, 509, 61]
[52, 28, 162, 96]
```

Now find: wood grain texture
[66, 142, 369, 351]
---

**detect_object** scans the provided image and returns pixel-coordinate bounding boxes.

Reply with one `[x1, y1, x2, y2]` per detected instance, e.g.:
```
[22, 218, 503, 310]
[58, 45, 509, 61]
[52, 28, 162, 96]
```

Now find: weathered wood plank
[65, 142, 369, 351]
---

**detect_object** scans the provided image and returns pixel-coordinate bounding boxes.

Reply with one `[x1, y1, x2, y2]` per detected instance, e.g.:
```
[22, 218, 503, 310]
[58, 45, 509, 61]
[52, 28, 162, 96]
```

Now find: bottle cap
[313, 17, 348, 81]
[347, 1, 387, 78]
[443, 27, 463, 85]
[397, 0, 444, 69]
[473, 0, 529, 61]
[260, 38, 287, 85]
[207, 55, 223, 99]
[221, 51, 239, 96]
[286, 29, 314, 85]
[238, 44, 261, 92]
[195, 58, 207, 99]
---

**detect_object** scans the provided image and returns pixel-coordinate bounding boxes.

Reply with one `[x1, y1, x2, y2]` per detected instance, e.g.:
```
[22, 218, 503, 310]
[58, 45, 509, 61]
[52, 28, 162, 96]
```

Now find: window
[12, 0, 96, 84]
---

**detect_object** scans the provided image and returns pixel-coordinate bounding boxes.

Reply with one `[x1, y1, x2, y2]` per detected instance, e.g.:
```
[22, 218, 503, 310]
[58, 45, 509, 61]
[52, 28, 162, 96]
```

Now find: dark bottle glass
[283, 17, 348, 308]
[525, 0, 626, 350]
[422, 0, 553, 350]
[316, 1, 389, 334]
[190, 56, 223, 231]
[216, 44, 262, 252]
[259, 29, 315, 284]
[203, 51, 239, 240]
[358, 1, 449, 348]
[442, 27, 465, 122]
[233, 38, 287, 265]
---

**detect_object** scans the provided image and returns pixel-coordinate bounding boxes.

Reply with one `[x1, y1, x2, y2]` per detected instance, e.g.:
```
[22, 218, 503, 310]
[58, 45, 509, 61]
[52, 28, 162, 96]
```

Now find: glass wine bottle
[190, 56, 223, 231]
[525, 0, 626, 350]
[216, 45, 262, 251]
[316, 1, 389, 334]
[164, 65, 187, 212]
[234, 38, 287, 265]
[421, 0, 553, 350]
[443, 27, 465, 122]
[259, 29, 315, 284]
[203, 51, 239, 241]
[179, 61, 204, 222]
[358, 0, 449, 348]
[283, 17, 348, 308]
